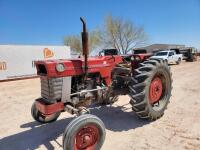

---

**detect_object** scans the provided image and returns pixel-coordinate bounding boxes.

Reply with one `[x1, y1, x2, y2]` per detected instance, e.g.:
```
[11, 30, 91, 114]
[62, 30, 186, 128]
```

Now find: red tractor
[31, 18, 172, 150]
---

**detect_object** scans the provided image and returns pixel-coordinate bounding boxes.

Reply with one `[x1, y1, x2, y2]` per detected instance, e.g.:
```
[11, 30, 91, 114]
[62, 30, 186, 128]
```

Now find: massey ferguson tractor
[31, 18, 172, 150]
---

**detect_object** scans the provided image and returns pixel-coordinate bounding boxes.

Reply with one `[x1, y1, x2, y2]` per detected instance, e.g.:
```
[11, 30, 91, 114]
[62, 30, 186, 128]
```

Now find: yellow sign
[43, 48, 54, 58]
[0, 61, 7, 71]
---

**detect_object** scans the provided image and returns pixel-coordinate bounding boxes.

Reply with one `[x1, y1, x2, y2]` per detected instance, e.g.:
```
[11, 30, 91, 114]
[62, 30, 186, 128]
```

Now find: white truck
[151, 50, 183, 65]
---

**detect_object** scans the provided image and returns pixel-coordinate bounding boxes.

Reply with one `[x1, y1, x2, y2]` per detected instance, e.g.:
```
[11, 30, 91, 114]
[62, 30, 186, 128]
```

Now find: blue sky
[0, 0, 200, 48]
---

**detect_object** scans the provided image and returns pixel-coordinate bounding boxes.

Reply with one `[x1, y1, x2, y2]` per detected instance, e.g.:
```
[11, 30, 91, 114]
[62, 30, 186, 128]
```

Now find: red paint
[149, 77, 163, 104]
[35, 54, 152, 86]
[35, 55, 122, 86]
[35, 100, 64, 115]
[74, 124, 99, 150]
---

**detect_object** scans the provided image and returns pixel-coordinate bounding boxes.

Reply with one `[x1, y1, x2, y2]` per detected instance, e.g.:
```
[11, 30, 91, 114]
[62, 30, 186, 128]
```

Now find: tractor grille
[40, 77, 63, 102]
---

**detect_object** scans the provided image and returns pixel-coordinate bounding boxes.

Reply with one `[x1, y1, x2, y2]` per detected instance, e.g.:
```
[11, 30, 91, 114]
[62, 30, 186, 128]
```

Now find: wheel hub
[149, 77, 163, 104]
[75, 125, 99, 150]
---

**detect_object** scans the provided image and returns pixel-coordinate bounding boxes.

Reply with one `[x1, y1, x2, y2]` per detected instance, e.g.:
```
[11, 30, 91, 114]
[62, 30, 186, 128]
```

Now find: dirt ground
[0, 60, 200, 150]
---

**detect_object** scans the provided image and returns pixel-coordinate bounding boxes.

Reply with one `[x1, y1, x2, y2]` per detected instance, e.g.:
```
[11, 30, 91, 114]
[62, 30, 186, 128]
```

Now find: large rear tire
[129, 58, 172, 120]
[63, 114, 106, 150]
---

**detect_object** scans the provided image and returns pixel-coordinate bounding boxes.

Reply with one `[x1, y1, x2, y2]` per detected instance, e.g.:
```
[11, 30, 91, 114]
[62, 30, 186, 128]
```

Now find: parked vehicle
[151, 50, 183, 65]
[179, 47, 197, 62]
[99, 49, 119, 56]
[133, 49, 148, 54]
[31, 18, 172, 150]
[99, 49, 149, 56]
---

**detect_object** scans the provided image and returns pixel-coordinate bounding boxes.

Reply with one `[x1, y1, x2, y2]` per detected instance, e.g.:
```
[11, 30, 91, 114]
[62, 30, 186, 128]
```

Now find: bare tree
[64, 15, 147, 55]
[64, 30, 102, 53]
[64, 35, 81, 53]
[101, 15, 147, 54]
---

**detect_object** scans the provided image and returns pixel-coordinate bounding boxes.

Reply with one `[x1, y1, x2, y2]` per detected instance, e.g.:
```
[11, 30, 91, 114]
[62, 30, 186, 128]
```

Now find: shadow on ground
[0, 103, 151, 150]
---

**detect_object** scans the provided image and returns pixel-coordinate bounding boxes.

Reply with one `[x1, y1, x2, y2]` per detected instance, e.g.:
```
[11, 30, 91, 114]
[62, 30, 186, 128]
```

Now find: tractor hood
[35, 56, 122, 78]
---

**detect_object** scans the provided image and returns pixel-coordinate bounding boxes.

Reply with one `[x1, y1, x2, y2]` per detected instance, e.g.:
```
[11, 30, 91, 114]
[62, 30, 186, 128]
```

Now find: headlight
[56, 63, 65, 72]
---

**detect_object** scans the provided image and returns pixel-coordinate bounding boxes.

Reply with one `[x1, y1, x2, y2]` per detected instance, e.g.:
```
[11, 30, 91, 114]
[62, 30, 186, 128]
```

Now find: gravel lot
[0, 60, 200, 150]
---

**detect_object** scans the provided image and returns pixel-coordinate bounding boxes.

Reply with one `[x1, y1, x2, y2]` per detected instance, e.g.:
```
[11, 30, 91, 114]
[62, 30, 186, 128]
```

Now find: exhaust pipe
[80, 17, 88, 75]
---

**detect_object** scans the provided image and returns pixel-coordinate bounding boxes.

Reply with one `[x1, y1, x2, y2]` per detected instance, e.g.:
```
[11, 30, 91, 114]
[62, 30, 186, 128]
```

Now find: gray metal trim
[61, 77, 71, 102]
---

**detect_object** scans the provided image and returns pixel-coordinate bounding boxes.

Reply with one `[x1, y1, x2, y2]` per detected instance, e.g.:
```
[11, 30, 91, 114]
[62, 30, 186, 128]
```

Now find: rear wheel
[63, 114, 105, 150]
[31, 101, 61, 124]
[176, 58, 181, 65]
[165, 59, 168, 65]
[129, 58, 172, 120]
[194, 55, 197, 61]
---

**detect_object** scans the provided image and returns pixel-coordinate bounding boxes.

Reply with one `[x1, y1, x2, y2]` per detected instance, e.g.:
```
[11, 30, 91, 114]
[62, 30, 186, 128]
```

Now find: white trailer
[0, 45, 70, 81]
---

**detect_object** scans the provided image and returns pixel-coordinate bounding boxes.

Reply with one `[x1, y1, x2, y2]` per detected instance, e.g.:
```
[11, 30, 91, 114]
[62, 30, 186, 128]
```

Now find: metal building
[134, 44, 185, 53]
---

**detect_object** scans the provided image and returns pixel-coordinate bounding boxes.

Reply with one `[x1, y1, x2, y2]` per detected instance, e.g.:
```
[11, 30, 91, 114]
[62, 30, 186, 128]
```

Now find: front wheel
[129, 58, 172, 120]
[31, 101, 61, 124]
[63, 114, 106, 150]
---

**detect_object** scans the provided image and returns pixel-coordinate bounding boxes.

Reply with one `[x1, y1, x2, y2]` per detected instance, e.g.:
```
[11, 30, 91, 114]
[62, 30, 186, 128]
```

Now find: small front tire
[31, 101, 61, 124]
[63, 114, 106, 150]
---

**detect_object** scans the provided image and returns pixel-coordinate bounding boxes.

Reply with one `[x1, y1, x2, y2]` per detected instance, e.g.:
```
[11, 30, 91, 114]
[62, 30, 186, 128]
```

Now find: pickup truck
[151, 50, 183, 65]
